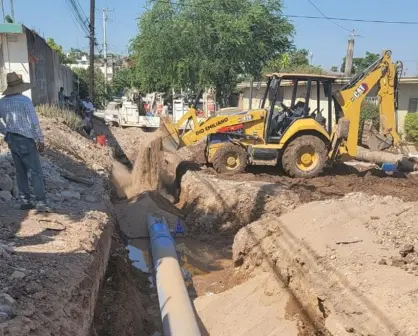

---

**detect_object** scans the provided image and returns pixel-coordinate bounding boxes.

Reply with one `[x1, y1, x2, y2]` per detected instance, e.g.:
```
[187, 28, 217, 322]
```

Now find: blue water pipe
[148, 215, 201, 336]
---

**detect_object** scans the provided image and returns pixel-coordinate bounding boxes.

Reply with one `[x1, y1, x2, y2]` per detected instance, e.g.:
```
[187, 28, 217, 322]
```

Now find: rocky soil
[4, 111, 418, 336]
[0, 115, 115, 336]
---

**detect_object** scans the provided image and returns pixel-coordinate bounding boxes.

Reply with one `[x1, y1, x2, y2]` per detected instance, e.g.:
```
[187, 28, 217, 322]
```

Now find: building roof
[238, 75, 418, 89]
[266, 72, 337, 80]
[0, 23, 23, 34]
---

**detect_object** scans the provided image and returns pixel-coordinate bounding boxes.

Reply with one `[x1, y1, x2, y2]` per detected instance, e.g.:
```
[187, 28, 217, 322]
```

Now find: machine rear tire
[282, 135, 327, 178]
[212, 143, 248, 174]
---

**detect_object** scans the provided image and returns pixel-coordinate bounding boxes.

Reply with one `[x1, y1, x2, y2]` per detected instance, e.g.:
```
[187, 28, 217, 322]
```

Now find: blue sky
[9, 0, 418, 74]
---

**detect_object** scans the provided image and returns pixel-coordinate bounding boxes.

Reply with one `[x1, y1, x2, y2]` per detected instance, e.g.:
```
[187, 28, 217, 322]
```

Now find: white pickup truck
[103, 100, 160, 130]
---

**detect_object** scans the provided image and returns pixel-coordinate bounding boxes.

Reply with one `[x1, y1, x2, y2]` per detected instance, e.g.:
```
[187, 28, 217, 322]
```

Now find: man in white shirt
[82, 97, 94, 118]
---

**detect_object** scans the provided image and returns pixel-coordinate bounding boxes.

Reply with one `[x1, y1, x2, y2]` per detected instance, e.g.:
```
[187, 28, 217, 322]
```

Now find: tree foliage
[72, 67, 109, 109]
[111, 67, 141, 96]
[340, 51, 380, 75]
[404, 113, 418, 143]
[131, 0, 294, 105]
[262, 48, 324, 74]
[47, 38, 68, 64]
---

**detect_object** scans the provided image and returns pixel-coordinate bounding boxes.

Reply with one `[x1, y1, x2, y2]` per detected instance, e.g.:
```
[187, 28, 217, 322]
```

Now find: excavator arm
[161, 107, 266, 152]
[332, 50, 402, 158]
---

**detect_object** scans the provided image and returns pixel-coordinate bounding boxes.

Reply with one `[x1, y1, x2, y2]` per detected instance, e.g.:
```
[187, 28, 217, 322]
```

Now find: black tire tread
[282, 135, 327, 178]
[212, 143, 247, 174]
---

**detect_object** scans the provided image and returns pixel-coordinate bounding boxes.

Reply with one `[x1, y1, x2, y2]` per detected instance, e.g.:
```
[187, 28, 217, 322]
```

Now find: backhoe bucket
[160, 121, 182, 153]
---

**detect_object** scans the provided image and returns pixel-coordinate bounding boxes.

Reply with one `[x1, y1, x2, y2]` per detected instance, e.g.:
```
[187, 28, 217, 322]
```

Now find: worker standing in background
[58, 87, 65, 109]
[82, 97, 94, 119]
[0, 72, 50, 212]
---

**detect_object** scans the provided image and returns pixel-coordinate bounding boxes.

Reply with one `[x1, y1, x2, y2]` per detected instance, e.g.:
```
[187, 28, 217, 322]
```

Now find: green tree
[47, 38, 69, 64]
[72, 67, 109, 108]
[131, 0, 294, 106]
[262, 48, 324, 74]
[340, 51, 380, 74]
[4, 15, 13, 23]
[111, 67, 141, 96]
[330, 66, 338, 72]
[404, 113, 418, 143]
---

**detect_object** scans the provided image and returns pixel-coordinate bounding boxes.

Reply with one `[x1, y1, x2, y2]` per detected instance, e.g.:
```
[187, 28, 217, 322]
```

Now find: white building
[0, 23, 74, 104]
[238, 77, 418, 134]
[68, 55, 114, 82]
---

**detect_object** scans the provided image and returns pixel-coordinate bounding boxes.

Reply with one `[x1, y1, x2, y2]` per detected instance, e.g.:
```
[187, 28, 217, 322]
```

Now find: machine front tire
[282, 135, 327, 178]
[212, 143, 248, 175]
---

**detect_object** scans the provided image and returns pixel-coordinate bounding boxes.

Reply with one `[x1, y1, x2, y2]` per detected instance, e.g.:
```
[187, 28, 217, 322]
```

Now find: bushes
[360, 101, 379, 129]
[36, 104, 82, 131]
[404, 113, 418, 143]
[358, 101, 379, 142]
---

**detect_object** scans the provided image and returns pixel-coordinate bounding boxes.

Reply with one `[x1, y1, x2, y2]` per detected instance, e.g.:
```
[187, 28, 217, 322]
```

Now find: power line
[63, 0, 89, 36]
[306, 0, 352, 32]
[285, 14, 418, 25]
[146, 0, 418, 26]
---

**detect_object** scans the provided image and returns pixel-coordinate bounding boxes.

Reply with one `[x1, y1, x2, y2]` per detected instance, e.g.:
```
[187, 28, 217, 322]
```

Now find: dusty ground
[5, 110, 418, 336]
[0, 116, 114, 336]
[225, 193, 418, 335]
[105, 125, 418, 335]
[195, 273, 309, 336]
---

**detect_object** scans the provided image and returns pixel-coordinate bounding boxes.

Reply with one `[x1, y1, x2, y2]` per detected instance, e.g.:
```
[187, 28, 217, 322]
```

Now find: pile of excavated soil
[227, 192, 418, 335]
[204, 163, 418, 202]
[0, 116, 115, 336]
[195, 273, 306, 336]
[129, 134, 163, 196]
[92, 121, 149, 163]
[179, 171, 300, 235]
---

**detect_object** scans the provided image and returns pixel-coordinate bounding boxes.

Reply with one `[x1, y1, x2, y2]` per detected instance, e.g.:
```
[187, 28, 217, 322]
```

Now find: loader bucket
[160, 121, 182, 153]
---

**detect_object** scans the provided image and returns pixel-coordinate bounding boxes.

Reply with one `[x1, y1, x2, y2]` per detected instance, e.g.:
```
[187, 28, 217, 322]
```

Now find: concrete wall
[240, 81, 417, 134]
[395, 83, 418, 135]
[0, 32, 31, 99]
[26, 29, 74, 105]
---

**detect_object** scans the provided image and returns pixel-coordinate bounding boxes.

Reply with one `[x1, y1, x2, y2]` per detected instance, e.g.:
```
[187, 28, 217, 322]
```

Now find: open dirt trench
[91, 129, 418, 336]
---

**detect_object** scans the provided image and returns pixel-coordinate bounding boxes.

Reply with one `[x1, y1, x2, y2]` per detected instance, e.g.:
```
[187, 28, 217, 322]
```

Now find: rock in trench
[0, 293, 16, 322]
[400, 244, 414, 258]
[0, 190, 12, 201]
[0, 174, 13, 192]
[58, 190, 81, 200]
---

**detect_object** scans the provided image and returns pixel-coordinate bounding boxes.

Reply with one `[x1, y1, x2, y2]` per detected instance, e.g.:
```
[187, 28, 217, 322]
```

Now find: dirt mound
[179, 171, 300, 235]
[129, 134, 164, 196]
[0, 116, 115, 336]
[204, 163, 418, 202]
[195, 273, 311, 336]
[231, 193, 418, 335]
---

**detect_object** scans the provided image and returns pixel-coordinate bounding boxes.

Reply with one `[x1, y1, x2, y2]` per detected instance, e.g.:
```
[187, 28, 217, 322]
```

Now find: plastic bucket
[96, 134, 107, 146]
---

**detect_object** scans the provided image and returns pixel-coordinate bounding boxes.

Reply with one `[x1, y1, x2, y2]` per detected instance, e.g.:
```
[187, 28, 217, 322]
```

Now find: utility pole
[102, 8, 108, 93]
[1, 0, 5, 22]
[344, 30, 356, 77]
[249, 78, 253, 110]
[9, 0, 13, 21]
[89, 0, 95, 100]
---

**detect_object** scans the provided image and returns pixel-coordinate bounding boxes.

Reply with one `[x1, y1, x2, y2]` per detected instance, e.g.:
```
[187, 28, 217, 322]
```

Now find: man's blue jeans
[6, 133, 46, 202]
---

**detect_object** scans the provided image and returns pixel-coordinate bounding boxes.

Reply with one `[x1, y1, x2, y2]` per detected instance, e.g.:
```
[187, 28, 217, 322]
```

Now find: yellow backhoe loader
[162, 50, 403, 178]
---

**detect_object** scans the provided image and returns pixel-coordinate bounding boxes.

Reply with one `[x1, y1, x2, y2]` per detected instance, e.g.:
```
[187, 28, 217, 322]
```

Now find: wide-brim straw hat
[3, 72, 32, 95]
